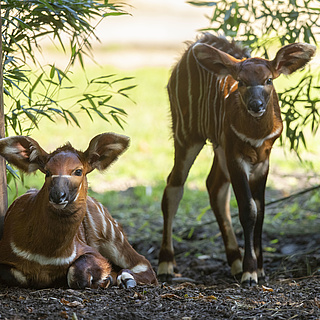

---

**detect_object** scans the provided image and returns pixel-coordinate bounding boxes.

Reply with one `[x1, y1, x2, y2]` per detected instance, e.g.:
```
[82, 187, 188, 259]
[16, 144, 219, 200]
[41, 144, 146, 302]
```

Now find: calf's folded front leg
[67, 253, 112, 289]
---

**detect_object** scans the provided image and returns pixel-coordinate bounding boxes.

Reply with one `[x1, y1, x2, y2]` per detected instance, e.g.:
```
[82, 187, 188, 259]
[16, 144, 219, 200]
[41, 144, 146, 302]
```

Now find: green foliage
[1, 0, 131, 135]
[188, 0, 320, 154]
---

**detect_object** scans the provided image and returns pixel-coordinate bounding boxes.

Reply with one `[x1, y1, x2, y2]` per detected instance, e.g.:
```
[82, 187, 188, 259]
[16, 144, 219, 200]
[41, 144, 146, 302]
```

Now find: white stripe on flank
[86, 199, 99, 239]
[231, 125, 282, 148]
[221, 76, 228, 94]
[97, 202, 108, 236]
[109, 219, 115, 240]
[196, 62, 203, 136]
[120, 231, 124, 243]
[175, 61, 186, 145]
[11, 242, 77, 266]
[186, 50, 193, 131]
[216, 78, 224, 140]
[210, 75, 217, 139]
[113, 219, 124, 242]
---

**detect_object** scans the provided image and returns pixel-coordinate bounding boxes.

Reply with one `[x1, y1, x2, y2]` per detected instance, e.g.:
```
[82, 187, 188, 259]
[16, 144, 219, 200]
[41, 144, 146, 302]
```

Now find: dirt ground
[0, 235, 319, 320]
[2, 0, 319, 318]
[0, 185, 319, 320]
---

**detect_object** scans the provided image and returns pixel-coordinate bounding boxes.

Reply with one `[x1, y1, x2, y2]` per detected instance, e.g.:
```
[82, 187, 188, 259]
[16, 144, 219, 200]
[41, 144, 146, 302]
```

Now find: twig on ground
[265, 184, 320, 207]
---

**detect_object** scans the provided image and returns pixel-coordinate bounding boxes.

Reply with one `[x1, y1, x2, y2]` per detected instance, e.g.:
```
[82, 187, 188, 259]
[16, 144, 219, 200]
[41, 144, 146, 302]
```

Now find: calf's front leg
[250, 160, 269, 284]
[67, 253, 112, 289]
[228, 158, 258, 287]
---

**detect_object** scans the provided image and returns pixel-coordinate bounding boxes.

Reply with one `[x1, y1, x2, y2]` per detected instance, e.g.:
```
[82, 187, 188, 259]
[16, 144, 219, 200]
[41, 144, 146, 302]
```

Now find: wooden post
[0, 3, 8, 219]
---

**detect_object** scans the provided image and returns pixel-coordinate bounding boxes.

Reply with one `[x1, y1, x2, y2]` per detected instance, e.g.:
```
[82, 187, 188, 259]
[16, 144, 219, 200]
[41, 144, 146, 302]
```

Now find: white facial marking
[11, 242, 77, 266]
[73, 182, 82, 202]
[246, 85, 264, 89]
[49, 201, 68, 210]
[51, 175, 72, 178]
[248, 110, 265, 118]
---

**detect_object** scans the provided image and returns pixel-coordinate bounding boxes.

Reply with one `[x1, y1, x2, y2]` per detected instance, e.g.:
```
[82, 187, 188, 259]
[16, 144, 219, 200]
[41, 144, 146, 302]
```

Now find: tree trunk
[0, 3, 8, 220]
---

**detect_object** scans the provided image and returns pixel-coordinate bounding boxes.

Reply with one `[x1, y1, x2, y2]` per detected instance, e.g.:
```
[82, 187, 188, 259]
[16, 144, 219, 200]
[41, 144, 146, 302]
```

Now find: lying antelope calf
[158, 33, 316, 287]
[0, 133, 157, 289]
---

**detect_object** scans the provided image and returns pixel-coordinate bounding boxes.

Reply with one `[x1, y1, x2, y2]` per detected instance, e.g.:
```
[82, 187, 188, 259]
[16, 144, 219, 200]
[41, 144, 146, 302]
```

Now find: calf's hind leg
[206, 149, 242, 277]
[158, 143, 204, 282]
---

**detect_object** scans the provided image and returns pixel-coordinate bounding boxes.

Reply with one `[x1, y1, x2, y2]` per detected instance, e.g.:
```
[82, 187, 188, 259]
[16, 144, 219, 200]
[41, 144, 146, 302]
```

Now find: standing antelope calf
[0, 133, 157, 289]
[158, 34, 316, 287]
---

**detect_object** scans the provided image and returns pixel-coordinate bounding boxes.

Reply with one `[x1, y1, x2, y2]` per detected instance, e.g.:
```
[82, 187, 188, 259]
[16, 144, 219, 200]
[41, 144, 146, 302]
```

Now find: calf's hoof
[157, 273, 174, 284]
[117, 270, 137, 289]
[241, 272, 258, 288]
[241, 278, 258, 288]
[157, 261, 175, 283]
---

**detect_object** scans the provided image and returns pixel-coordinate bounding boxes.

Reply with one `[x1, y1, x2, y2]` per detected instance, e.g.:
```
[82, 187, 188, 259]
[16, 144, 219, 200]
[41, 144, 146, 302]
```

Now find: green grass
[4, 62, 320, 254]
[5, 63, 320, 205]
[6, 64, 214, 203]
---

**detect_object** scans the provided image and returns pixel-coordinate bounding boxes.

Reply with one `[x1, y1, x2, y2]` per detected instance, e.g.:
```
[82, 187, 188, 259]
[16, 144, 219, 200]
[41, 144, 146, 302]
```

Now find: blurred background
[3, 0, 320, 202]
[2, 0, 320, 283]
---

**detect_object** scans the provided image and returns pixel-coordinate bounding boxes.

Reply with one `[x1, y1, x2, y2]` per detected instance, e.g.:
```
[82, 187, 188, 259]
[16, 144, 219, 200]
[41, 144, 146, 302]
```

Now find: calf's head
[193, 42, 316, 118]
[0, 133, 130, 213]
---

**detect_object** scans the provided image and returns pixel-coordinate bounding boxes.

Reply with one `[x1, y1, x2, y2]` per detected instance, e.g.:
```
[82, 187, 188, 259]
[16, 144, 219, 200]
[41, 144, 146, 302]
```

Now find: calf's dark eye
[266, 78, 273, 85]
[74, 169, 83, 176]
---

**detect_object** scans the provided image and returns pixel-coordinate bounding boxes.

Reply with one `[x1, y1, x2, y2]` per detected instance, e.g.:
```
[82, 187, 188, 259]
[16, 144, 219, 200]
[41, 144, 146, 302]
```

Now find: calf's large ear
[272, 43, 316, 77]
[192, 43, 241, 78]
[84, 133, 130, 173]
[0, 136, 48, 173]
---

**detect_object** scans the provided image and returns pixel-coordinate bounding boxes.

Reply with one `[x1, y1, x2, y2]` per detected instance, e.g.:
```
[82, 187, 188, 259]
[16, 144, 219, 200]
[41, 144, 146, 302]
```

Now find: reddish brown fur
[0, 133, 157, 288]
[158, 34, 315, 286]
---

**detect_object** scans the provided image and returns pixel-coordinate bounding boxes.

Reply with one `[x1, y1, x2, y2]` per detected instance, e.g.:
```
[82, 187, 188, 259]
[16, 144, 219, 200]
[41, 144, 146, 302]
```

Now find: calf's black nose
[248, 99, 265, 114]
[49, 190, 68, 204]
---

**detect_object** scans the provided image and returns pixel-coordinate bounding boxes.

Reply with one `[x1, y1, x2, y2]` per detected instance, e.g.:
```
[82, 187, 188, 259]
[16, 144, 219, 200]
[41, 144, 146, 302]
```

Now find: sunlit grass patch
[5, 64, 320, 206]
